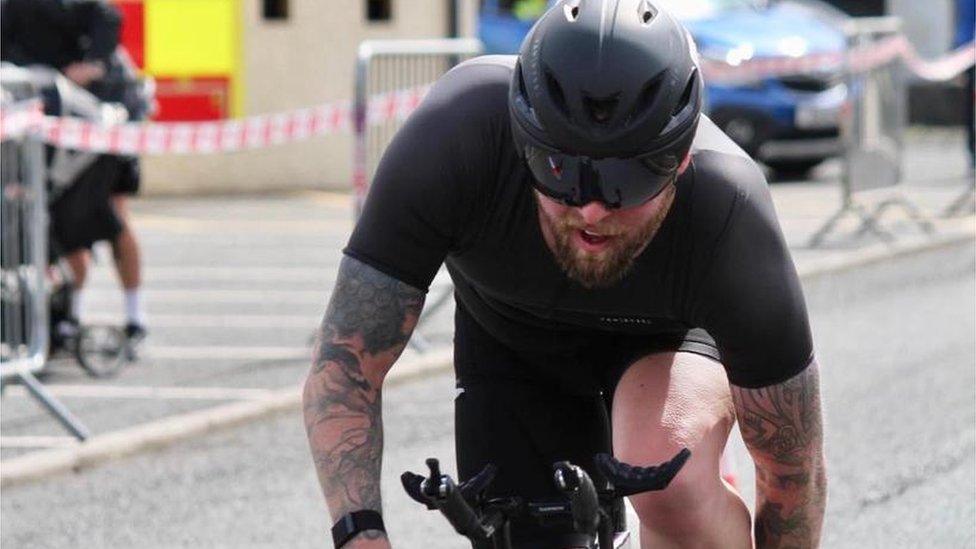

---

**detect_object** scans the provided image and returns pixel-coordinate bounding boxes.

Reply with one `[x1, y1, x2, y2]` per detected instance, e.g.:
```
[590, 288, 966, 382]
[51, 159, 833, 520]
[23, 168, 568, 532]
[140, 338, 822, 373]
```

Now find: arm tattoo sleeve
[731, 361, 827, 548]
[303, 256, 425, 539]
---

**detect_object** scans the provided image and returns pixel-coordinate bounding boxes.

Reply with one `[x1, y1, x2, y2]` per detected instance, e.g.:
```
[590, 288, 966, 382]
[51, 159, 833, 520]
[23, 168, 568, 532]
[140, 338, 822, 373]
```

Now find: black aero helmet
[510, 0, 702, 208]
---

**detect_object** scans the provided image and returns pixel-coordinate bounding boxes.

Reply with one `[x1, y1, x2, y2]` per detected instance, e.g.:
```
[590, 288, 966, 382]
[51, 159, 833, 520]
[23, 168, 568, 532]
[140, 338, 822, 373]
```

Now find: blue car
[478, 0, 849, 178]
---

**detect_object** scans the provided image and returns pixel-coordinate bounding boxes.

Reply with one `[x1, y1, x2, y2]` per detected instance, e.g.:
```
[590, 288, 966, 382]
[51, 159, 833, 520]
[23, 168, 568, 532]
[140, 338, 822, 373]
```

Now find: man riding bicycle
[304, 1, 827, 547]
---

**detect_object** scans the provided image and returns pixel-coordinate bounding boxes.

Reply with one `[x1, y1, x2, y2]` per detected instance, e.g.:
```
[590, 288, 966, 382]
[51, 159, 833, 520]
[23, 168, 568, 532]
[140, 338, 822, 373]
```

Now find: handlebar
[553, 461, 600, 535]
[401, 458, 498, 541]
[402, 448, 690, 548]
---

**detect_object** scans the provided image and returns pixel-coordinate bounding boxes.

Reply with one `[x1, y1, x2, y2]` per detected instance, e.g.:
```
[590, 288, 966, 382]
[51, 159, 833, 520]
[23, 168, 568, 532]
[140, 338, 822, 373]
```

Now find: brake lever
[401, 461, 498, 511]
[594, 448, 692, 498]
[401, 458, 495, 541]
[400, 470, 438, 509]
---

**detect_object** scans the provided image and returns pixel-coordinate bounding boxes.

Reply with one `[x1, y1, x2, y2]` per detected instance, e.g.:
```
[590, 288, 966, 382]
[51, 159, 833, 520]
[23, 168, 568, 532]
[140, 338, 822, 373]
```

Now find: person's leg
[612, 351, 752, 549]
[64, 248, 90, 320]
[52, 248, 90, 343]
[110, 194, 146, 332]
[110, 195, 141, 290]
[65, 248, 90, 288]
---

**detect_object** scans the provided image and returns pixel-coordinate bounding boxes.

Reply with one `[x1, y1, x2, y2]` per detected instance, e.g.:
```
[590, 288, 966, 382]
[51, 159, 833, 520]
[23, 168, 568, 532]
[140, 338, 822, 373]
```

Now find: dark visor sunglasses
[523, 144, 679, 209]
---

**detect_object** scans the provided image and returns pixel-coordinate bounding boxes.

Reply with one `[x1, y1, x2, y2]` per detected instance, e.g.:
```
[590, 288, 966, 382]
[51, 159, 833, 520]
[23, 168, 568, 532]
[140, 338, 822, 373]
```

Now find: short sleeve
[696, 158, 814, 388]
[344, 61, 508, 291]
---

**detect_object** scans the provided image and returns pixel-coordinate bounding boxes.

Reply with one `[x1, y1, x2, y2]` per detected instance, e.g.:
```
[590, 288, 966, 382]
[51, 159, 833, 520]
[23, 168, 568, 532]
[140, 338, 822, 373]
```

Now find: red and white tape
[1, 38, 972, 154]
[0, 85, 430, 154]
[0, 100, 44, 140]
[701, 35, 973, 83]
[900, 39, 976, 81]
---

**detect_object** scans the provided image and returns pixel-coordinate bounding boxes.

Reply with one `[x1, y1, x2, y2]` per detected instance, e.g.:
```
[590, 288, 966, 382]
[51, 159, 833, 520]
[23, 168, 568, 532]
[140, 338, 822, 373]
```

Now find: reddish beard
[536, 185, 675, 289]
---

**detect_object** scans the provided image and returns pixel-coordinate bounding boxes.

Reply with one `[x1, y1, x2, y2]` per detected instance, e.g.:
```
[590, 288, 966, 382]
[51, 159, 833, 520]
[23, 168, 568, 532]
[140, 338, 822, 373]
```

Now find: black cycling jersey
[346, 56, 813, 389]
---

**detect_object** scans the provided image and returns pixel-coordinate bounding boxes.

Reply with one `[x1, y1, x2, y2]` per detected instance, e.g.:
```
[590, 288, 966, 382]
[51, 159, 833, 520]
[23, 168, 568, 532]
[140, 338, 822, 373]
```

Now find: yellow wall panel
[145, 0, 239, 76]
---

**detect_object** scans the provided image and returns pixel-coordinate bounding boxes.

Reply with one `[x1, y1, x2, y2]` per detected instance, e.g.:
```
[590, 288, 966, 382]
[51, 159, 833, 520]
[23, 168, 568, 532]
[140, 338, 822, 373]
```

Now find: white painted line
[145, 346, 310, 361]
[0, 436, 79, 449]
[3, 384, 273, 401]
[83, 313, 321, 329]
[94, 266, 336, 283]
[135, 215, 351, 233]
[80, 289, 328, 304]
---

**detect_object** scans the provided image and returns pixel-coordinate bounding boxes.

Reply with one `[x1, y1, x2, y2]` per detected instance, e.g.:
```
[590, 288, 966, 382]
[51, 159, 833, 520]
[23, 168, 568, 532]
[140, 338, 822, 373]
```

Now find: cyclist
[2, 0, 148, 347]
[304, 1, 827, 547]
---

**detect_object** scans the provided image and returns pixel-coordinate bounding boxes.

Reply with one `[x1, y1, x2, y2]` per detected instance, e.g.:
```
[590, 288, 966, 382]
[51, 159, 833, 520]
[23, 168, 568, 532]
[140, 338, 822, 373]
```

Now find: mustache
[552, 217, 625, 236]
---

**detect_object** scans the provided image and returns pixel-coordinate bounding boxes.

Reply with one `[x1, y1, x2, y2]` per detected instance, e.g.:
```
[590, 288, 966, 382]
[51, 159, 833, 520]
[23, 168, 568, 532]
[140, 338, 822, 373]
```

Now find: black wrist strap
[331, 510, 386, 548]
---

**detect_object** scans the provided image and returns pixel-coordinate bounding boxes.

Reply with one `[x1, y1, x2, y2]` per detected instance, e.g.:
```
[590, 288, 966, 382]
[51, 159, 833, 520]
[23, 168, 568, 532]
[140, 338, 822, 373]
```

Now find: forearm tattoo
[303, 256, 425, 537]
[731, 361, 827, 548]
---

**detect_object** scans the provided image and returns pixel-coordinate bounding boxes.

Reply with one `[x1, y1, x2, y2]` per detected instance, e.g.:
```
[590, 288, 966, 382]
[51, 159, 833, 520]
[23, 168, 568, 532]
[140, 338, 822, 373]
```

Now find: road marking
[90, 266, 336, 283]
[81, 288, 328, 304]
[3, 384, 273, 401]
[134, 215, 352, 234]
[0, 436, 79, 449]
[144, 346, 310, 361]
[83, 313, 321, 329]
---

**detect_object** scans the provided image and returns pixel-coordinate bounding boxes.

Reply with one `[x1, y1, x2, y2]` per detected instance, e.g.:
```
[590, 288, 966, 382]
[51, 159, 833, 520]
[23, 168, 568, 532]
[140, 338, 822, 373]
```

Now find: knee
[627, 452, 725, 535]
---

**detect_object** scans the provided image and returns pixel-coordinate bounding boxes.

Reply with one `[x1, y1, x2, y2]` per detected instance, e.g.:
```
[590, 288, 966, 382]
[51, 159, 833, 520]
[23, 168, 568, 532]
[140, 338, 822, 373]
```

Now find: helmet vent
[564, 0, 582, 21]
[516, 62, 529, 99]
[637, 0, 656, 25]
[630, 72, 665, 123]
[544, 70, 570, 117]
[671, 69, 698, 117]
[583, 94, 620, 125]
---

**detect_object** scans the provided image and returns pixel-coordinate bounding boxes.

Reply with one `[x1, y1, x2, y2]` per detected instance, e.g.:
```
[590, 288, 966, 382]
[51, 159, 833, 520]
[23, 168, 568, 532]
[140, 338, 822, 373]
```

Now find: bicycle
[401, 448, 691, 548]
[47, 261, 127, 378]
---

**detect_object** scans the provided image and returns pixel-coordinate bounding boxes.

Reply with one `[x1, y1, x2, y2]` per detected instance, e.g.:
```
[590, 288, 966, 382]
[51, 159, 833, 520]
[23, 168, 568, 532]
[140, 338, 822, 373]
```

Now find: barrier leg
[15, 369, 90, 441]
[858, 197, 935, 238]
[808, 201, 894, 247]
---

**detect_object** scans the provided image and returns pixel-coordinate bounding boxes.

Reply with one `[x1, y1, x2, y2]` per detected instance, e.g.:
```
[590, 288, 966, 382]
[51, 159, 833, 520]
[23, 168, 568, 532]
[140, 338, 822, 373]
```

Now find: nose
[576, 201, 613, 226]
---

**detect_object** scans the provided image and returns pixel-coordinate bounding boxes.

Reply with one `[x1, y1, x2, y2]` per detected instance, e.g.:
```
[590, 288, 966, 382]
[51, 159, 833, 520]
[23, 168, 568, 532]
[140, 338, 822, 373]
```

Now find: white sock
[71, 289, 84, 320]
[124, 289, 146, 326]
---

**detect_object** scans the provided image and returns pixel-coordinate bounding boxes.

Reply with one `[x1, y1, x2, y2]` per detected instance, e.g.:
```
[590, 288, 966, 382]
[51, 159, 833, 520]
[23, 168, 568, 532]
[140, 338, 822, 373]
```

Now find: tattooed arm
[303, 256, 425, 548]
[731, 361, 827, 548]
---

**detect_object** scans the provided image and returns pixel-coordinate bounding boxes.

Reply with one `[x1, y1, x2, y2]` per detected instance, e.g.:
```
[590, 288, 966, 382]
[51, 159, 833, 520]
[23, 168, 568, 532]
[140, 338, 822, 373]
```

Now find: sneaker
[123, 322, 147, 360]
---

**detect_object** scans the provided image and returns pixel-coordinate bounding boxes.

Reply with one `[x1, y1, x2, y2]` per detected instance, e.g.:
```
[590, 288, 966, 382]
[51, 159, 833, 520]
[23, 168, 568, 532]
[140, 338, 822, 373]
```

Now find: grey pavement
[1, 233, 972, 548]
[0, 129, 973, 469]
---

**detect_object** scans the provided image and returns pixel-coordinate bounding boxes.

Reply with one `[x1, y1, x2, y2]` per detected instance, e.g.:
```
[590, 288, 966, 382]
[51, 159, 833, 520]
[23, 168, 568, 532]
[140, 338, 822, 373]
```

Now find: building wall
[143, 0, 478, 195]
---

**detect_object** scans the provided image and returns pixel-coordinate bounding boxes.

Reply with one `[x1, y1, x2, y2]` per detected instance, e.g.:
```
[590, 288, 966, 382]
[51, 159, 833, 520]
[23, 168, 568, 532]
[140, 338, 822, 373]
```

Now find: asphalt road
[2, 239, 973, 548]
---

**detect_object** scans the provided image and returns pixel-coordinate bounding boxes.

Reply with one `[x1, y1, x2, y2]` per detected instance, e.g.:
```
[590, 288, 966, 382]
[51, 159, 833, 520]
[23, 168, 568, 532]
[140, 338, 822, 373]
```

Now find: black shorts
[49, 155, 124, 255]
[453, 302, 720, 547]
[111, 156, 141, 196]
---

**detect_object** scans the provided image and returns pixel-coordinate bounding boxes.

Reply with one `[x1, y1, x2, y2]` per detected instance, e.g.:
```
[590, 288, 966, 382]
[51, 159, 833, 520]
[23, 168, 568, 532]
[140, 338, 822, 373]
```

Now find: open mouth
[578, 229, 612, 246]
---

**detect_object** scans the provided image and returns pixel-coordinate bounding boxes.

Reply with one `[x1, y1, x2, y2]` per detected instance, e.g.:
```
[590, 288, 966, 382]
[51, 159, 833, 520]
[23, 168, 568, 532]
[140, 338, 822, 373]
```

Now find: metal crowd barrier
[1, 91, 90, 440]
[809, 17, 935, 247]
[353, 38, 483, 352]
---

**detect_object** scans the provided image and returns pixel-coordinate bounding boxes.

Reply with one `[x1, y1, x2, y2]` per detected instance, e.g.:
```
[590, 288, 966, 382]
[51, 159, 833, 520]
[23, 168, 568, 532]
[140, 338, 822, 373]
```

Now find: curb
[2, 231, 973, 487]
[0, 349, 453, 488]
[795, 231, 975, 281]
